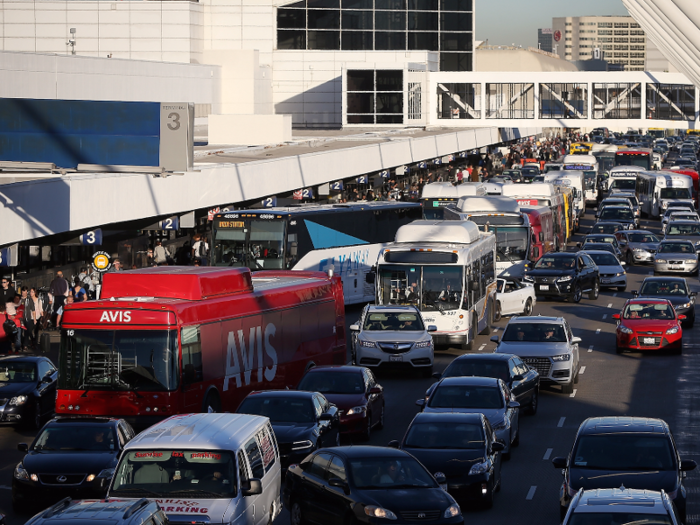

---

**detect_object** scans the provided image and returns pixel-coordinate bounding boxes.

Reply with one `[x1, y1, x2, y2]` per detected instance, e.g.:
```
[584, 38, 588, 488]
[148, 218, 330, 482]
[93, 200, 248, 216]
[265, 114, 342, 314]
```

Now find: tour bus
[501, 183, 567, 251]
[636, 172, 696, 218]
[375, 220, 497, 350]
[56, 267, 347, 428]
[520, 206, 555, 260]
[648, 128, 668, 139]
[616, 148, 652, 170]
[562, 154, 599, 205]
[443, 196, 531, 277]
[420, 182, 487, 219]
[606, 165, 645, 195]
[211, 202, 421, 305]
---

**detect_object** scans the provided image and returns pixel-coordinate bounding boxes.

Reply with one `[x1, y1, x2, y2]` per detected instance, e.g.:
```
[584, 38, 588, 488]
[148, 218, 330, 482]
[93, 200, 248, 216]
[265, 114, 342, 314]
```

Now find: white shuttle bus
[606, 165, 645, 195]
[443, 196, 531, 277]
[636, 172, 695, 218]
[420, 182, 487, 219]
[562, 155, 599, 206]
[375, 220, 497, 350]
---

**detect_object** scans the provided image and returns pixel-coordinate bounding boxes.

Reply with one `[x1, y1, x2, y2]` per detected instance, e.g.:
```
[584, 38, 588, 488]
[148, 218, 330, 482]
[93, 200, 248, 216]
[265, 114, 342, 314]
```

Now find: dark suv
[523, 252, 600, 303]
[551, 416, 696, 522]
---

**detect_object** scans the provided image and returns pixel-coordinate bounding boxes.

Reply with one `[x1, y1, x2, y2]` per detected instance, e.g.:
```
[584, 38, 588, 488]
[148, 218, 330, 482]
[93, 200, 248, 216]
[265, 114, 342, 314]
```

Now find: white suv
[350, 305, 436, 377]
[491, 316, 581, 394]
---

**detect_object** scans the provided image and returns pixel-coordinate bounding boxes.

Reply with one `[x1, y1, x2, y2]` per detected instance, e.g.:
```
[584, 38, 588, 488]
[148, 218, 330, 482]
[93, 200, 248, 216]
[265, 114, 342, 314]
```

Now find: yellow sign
[92, 251, 112, 272]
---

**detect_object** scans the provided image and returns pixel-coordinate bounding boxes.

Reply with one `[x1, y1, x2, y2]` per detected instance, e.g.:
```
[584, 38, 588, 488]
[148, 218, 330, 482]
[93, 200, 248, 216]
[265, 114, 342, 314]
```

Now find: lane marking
[580, 366, 586, 375]
[588, 345, 593, 353]
[607, 303, 612, 308]
[478, 344, 486, 351]
[543, 448, 553, 460]
[602, 314, 607, 320]
[526, 486, 537, 500]
[558, 417, 566, 427]
[492, 328, 499, 333]
[596, 329, 601, 335]
[570, 389, 577, 398]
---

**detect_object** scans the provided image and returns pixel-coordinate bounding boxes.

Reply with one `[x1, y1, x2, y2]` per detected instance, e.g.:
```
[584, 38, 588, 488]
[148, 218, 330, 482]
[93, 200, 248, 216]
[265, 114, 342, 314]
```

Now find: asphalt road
[2, 206, 699, 524]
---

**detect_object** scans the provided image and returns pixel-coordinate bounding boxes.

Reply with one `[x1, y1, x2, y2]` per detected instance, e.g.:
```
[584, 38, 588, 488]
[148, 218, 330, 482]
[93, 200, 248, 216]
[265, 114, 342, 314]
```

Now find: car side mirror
[432, 372, 442, 379]
[434, 472, 446, 485]
[427, 325, 438, 332]
[369, 386, 382, 395]
[552, 457, 567, 469]
[691, 292, 698, 297]
[242, 478, 263, 496]
[349, 324, 360, 332]
[632, 290, 639, 297]
[42, 374, 53, 384]
[612, 313, 620, 319]
[507, 401, 520, 409]
[17, 443, 28, 453]
[620, 261, 626, 266]
[319, 413, 333, 421]
[415, 399, 426, 408]
[328, 477, 350, 492]
[490, 335, 500, 343]
[571, 337, 582, 344]
[491, 441, 505, 452]
[512, 374, 524, 381]
[681, 459, 697, 472]
[388, 440, 400, 449]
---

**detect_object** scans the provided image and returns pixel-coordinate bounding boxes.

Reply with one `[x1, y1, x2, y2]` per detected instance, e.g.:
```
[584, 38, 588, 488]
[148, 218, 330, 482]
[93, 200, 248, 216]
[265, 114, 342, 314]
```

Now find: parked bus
[56, 267, 346, 428]
[420, 182, 487, 219]
[501, 183, 567, 251]
[520, 206, 555, 260]
[636, 172, 695, 218]
[606, 166, 645, 195]
[443, 196, 531, 277]
[211, 202, 421, 304]
[562, 154, 599, 205]
[375, 220, 496, 350]
[616, 148, 652, 170]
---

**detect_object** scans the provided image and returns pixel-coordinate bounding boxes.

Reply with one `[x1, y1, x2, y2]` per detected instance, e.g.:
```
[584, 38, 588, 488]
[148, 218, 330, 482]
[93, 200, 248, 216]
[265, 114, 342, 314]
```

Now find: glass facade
[277, 0, 473, 71]
[593, 82, 641, 119]
[347, 70, 404, 124]
[486, 83, 535, 119]
[646, 83, 695, 121]
[437, 83, 480, 119]
[539, 83, 588, 119]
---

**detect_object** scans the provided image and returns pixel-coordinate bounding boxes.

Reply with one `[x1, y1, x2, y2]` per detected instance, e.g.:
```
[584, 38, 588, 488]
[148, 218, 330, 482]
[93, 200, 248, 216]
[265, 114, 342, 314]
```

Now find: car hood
[360, 487, 455, 512]
[0, 382, 35, 398]
[655, 251, 698, 261]
[110, 497, 232, 523]
[403, 448, 485, 477]
[496, 341, 571, 357]
[423, 407, 505, 426]
[360, 332, 426, 343]
[637, 294, 690, 306]
[270, 422, 316, 444]
[525, 269, 575, 278]
[628, 242, 659, 252]
[23, 450, 120, 474]
[597, 264, 623, 274]
[569, 468, 678, 493]
[619, 319, 679, 331]
[322, 393, 367, 411]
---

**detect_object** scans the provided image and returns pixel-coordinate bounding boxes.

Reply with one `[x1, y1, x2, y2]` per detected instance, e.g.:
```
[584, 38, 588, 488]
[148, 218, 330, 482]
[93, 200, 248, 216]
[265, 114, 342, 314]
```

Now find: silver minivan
[108, 413, 282, 525]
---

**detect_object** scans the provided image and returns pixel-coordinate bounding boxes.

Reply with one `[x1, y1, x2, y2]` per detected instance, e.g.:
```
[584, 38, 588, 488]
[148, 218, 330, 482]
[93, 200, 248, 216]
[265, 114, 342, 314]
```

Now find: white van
[108, 413, 282, 525]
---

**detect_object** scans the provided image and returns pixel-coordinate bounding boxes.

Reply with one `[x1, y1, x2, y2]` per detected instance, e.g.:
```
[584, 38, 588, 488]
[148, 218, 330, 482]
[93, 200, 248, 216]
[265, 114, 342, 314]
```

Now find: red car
[613, 298, 685, 354]
[296, 365, 384, 440]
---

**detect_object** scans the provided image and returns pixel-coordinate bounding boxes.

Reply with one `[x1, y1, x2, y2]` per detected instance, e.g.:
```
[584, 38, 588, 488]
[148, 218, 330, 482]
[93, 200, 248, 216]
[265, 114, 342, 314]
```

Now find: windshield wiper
[80, 371, 142, 398]
[433, 301, 445, 315]
[497, 246, 517, 265]
[167, 489, 225, 497]
[111, 487, 162, 497]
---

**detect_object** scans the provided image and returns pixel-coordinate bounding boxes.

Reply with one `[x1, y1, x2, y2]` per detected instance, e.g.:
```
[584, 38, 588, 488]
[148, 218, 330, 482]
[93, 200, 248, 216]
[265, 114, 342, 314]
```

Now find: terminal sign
[160, 217, 179, 230]
[80, 229, 103, 246]
[0, 245, 18, 268]
[262, 197, 277, 208]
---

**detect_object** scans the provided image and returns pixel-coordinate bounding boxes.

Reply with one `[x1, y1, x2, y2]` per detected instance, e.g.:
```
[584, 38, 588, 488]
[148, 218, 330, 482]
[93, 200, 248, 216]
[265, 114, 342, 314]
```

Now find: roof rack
[123, 498, 150, 519]
[42, 498, 72, 518]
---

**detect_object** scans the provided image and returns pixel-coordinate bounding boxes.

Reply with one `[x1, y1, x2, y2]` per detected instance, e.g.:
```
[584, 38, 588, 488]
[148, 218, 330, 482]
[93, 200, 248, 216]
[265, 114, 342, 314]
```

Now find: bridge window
[346, 69, 404, 124]
[646, 84, 696, 121]
[485, 83, 534, 119]
[593, 83, 641, 119]
[436, 83, 481, 119]
[539, 83, 587, 119]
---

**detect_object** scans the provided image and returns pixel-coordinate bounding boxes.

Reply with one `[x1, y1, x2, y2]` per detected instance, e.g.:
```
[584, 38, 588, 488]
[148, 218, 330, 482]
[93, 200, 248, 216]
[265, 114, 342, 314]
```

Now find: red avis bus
[520, 205, 555, 261]
[55, 267, 346, 427]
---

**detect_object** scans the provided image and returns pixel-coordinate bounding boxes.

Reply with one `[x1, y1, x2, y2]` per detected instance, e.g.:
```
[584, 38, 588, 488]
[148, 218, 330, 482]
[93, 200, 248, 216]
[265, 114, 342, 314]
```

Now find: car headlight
[615, 272, 625, 277]
[346, 406, 366, 416]
[360, 340, 376, 348]
[443, 504, 461, 518]
[10, 395, 28, 406]
[14, 464, 29, 481]
[663, 202, 669, 208]
[634, 248, 648, 253]
[619, 324, 633, 334]
[552, 354, 571, 361]
[656, 259, 667, 264]
[557, 275, 573, 282]
[364, 506, 397, 520]
[523, 275, 534, 282]
[291, 440, 314, 451]
[492, 415, 509, 430]
[675, 302, 691, 310]
[469, 460, 491, 475]
[667, 326, 680, 335]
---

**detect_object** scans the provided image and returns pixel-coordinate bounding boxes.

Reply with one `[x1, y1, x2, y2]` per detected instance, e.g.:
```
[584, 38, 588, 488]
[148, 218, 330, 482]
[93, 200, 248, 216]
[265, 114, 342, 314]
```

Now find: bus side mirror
[242, 479, 263, 496]
[365, 271, 375, 284]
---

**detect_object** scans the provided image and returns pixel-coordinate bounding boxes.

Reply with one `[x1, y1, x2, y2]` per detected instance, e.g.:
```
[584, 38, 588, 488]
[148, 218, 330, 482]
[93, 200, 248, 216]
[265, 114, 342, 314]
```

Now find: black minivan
[523, 251, 600, 303]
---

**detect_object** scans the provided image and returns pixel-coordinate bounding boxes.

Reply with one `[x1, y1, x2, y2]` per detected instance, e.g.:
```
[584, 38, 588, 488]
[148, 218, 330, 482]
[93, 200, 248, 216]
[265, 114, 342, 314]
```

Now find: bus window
[181, 326, 203, 384]
[421, 266, 463, 312]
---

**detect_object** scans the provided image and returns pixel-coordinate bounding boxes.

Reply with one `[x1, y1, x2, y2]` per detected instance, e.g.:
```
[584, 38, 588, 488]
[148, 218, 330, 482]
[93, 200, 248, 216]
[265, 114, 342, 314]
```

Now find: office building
[538, 28, 553, 53]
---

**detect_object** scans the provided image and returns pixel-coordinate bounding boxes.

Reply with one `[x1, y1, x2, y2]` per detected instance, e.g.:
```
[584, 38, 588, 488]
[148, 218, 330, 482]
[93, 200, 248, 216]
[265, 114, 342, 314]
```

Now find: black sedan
[236, 390, 340, 469]
[12, 416, 136, 512]
[391, 413, 504, 509]
[0, 355, 57, 429]
[523, 252, 600, 303]
[590, 222, 624, 235]
[284, 446, 464, 525]
[634, 277, 696, 327]
[431, 353, 540, 415]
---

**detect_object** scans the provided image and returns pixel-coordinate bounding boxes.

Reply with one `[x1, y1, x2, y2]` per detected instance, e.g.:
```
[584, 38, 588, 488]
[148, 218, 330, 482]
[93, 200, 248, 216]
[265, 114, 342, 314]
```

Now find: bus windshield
[59, 330, 179, 392]
[583, 171, 597, 190]
[422, 203, 451, 220]
[610, 179, 636, 191]
[488, 226, 528, 262]
[378, 265, 464, 312]
[616, 153, 650, 170]
[660, 188, 691, 200]
[213, 218, 285, 269]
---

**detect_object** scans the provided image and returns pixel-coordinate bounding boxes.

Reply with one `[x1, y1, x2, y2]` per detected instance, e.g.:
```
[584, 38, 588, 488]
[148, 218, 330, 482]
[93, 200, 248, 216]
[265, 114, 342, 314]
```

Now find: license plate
[601, 279, 610, 284]
[643, 337, 656, 344]
[670, 266, 682, 270]
[389, 355, 403, 362]
[540, 285, 549, 291]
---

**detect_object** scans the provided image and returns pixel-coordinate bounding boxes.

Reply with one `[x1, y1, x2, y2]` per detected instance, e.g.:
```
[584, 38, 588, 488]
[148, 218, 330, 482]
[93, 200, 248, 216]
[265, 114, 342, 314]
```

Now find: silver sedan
[654, 241, 699, 275]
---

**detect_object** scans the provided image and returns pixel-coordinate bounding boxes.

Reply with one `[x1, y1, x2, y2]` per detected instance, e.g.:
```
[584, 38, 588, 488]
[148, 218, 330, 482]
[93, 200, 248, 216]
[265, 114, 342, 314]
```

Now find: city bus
[616, 148, 652, 170]
[532, 173, 577, 233]
[375, 220, 497, 350]
[443, 196, 531, 277]
[210, 202, 421, 304]
[648, 128, 668, 139]
[420, 182, 487, 219]
[606, 165, 645, 195]
[562, 154, 599, 205]
[520, 205, 555, 260]
[636, 172, 695, 218]
[55, 267, 347, 428]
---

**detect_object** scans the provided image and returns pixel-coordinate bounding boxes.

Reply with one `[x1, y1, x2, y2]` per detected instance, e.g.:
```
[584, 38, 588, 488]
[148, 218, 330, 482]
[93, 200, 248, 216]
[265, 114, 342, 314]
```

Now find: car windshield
[658, 242, 695, 253]
[622, 303, 675, 320]
[404, 422, 485, 450]
[666, 223, 700, 236]
[591, 224, 620, 234]
[640, 280, 687, 295]
[429, 385, 503, 409]
[670, 215, 698, 222]
[534, 255, 576, 270]
[587, 235, 616, 245]
[572, 435, 675, 470]
[567, 514, 672, 525]
[502, 323, 567, 342]
[111, 450, 237, 498]
[583, 244, 615, 255]
[237, 396, 315, 423]
[660, 188, 691, 200]
[33, 424, 116, 452]
[363, 312, 425, 331]
[589, 253, 619, 266]
[444, 360, 510, 382]
[610, 179, 637, 191]
[629, 233, 659, 243]
[349, 456, 437, 489]
[600, 208, 633, 220]
[297, 372, 365, 395]
[0, 362, 36, 383]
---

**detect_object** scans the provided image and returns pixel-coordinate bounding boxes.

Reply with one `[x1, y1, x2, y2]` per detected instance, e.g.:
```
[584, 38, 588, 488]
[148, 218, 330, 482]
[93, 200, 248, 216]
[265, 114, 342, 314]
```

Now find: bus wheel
[204, 392, 221, 413]
[479, 307, 491, 335]
[493, 302, 502, 323]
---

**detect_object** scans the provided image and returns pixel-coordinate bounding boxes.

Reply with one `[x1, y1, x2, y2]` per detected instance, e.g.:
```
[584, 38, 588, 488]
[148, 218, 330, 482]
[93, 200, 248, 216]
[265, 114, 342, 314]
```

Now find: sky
[475, 0, 631, 48]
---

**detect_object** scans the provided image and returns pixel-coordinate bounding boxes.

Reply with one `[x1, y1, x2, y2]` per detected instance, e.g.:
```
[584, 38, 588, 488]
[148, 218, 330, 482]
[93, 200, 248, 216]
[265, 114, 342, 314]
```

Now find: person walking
[49, 271, 69, 328]
[153, 241, 171, 265]
[191, 235, 209, 266]
[21, 287, 42, 350]
[0, 277, 15, 306]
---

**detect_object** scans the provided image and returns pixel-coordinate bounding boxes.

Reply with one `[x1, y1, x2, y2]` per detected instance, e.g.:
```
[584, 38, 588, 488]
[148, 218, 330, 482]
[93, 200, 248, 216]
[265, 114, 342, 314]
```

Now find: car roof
[50, 417, 123, 425]
[592, 222, 623, 227]
[642, 276, 687, 284]
[27, 498, 161, 523]
[0, 355, 46, 364]
[246, 390, 315, 399]
[659, 239, 695, 244]
[624, 230, 655, 234]
[438, 376, 500, 387]
[625, 298, 672, 306]
[411, 412, 485, 425]
[579, 416, 669, 436]
[508, 316, 563, 324]
[328, 445, 413, 460]
[574, 488, 669, 515]
[666, 220, 699, 225]
[585, 250, 620, 258]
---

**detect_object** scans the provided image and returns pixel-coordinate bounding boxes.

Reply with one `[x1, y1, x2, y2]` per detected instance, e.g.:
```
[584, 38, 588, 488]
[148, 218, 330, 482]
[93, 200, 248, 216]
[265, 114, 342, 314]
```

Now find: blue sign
[330, 181, 344, 191]
[0, 247, 14, 267]
[459, 152, 468, 158]
[433, 158, 442, 165]
[160, 217, 179, 230]
[379, 170, 389, 178]
[418, 161, 427, 169]
[300, 188, 314, 199]
[564, 165, 591, 170]
[80, 228, 103, 246]
[262, 196, 278, 208]
[356, 175, 369, 184]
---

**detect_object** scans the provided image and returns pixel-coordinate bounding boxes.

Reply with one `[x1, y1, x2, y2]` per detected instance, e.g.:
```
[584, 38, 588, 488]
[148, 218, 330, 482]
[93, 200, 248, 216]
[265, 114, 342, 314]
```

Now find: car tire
[376, 403, 385, 430]
[527, 388, 538, 415]
[523, 298, 533, 316]
[560, 505, 568, 522]
[562, 381, 574, 395]
[618, 285, 627, 292]
[588, 279, 600, 300]
[493, 301, 502, 323]
[616, 343, 624, 354]
[626, 251, 634, 265]
[290, 501, 307, 525]
[571, 284, 582, 303]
